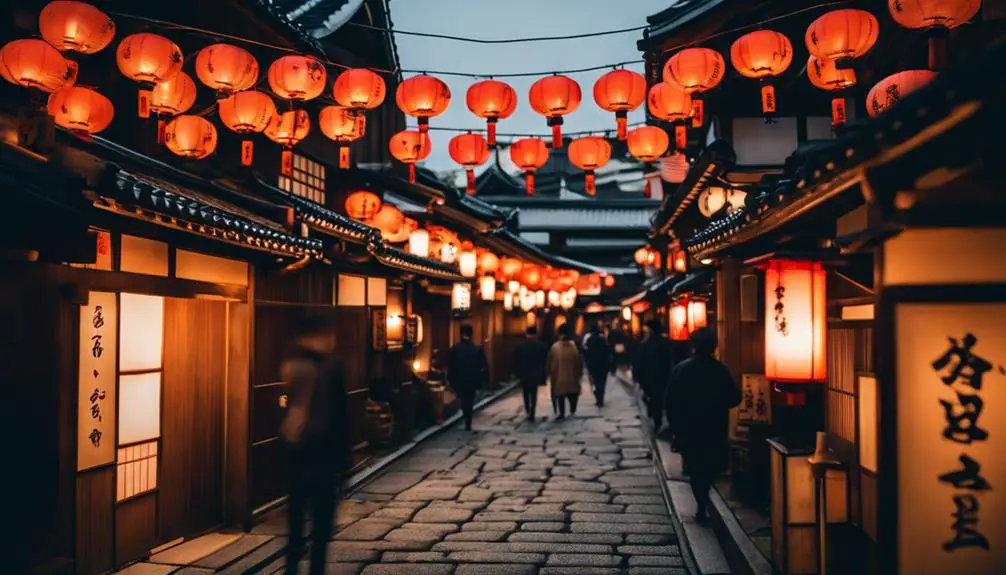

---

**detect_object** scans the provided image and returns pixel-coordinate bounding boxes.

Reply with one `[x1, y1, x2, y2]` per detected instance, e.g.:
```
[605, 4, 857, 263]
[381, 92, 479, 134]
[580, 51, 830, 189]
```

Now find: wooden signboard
[372, 308, 387, 351]
[738, 373, 772, 425]
[77, 291, 117, 471]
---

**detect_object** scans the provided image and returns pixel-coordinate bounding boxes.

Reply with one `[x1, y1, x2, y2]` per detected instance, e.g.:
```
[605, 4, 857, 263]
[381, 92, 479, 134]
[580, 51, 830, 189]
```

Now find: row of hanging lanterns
[633, 246, 689, 273]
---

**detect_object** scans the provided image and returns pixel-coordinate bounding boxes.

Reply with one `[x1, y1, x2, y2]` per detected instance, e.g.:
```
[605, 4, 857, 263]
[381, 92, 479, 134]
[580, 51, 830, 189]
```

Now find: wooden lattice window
[278, 153, 326, 205]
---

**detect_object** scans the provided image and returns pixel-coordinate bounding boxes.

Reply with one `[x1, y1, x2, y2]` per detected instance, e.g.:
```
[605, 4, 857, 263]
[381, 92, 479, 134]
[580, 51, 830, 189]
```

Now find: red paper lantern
[889, 0, 980, 69]
[195, 43, 259, 96]
[345, 190, 382, 220]
[47, 86, 114, 135]
[521, 265, 543, 290]
[116, 33, 182, 118]
[478, 252, 500, 276]
[332, 68, 386, 138]
[150, 71, 196, 143]
[368, 204, 405, 241]
[764, 259, 827, 382]
[0, 38, 77, 92]
[669, 302, 688, 341]
[730, 30, 794, 115]
[805, 9, 879, 64]
[388, 129, 431, 183]
[39, 1, 115, 54]
[627, 126, 669, 163]
[603, 274, 616, 288]
[500, 257, 523, 280]
[448, 132, 490, 196]
[217, 90, 276, 166]
[267, 55, 326, 101]
[163, 115, 217, 159]
[807, 56, 858, 127]
[396, 74, 450, 134]
[866, 70, 938, 118]
[673, 250, 687, 273]
[509, 138, 550, 195]
[663, 47, 723, 128]
[264, 110, 310, 175]
[568, 136, 612, 196]
[529, 75, 582, 148]
[661, 153, 689, 184]
[319, 105, 365, 169]
[466, 79, 517, 146]
[593, 69, 646, 140]
[647, 82, 692, 149]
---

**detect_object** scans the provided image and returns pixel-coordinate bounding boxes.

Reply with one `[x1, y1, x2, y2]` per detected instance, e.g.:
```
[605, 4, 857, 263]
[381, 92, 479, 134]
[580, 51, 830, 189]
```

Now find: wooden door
[159, 298, 227, 541]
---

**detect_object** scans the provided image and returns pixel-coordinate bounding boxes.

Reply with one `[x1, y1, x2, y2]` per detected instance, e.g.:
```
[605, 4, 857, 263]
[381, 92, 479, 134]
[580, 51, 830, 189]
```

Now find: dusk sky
[388, 0, 670, 174]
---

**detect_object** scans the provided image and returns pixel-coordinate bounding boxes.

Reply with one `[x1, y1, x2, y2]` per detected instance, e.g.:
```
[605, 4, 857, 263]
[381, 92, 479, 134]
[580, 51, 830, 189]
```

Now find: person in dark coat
[633, 319, 674, 430]
[665, 327, 741, 523]
[448, 324, 489, 431]
[513, 326, 548, 421]
[280, 313, 352, 575]
[607, 319, 629, 376]
[584, 321, 611, 407]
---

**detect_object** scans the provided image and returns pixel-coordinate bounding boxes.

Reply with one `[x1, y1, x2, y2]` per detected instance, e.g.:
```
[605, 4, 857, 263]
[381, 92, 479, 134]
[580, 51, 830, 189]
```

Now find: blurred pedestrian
[665, 327, 741, 523]
[634, 319, 674, 430]
[584, 321, 611, 407]
[448, 324, 489, 431]
[513, 325, 548, 421]
[547, 323, 582, 419]
[280, 313, 351, 575]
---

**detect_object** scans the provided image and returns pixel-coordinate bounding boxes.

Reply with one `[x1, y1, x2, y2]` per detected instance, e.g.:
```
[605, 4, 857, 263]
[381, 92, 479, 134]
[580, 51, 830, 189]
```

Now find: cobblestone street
[268, 376, 689, 575]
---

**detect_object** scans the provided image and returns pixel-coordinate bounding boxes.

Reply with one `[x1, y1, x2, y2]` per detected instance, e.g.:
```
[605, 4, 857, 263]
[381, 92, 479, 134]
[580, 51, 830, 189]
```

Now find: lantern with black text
[805, 9, 878, 66]
[647, 82, 692, 149]
[39, 1, 115, 55]
[568, 137, 611, 196]
[195, 43, 258, 96]
[866, 70, 938, 118]
[807, 56, 857, 127]
[467, 79, 517, 146]
[345, 190, 382, 221]
[663, 48, 723, 129]
[268, 55, 326, 102]
[669, 302, 689, 341]
[764, 260, 826, 382]
[163, 115, 217, 159]
[449, 132, 490, 196]
[509, 138, 550, 195]
[217, 90, 276, 167]
[389, 129, 431, 183]
[116, 33, 182, 118]
[264, 110, 310, 175]
[687, 299, 707, 332]
[730, 30, 793, 116]
[888, 0, 980, 70]
[150, 71, 196, 143]
[319, 105, 365, 168]
[593, 69, 646, 140]
[333, 68, 386, 116]
[0, 38, 77, 93]
[47, 86, 114, 136]
[529, 75, 581, 148]
[396, 73, 450, 134]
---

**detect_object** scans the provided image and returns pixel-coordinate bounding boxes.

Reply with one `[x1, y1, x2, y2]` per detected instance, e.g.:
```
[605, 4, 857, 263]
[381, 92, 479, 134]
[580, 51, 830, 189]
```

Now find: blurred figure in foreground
[584, 321, 611, 407]
[547, 322, 582, 419]
[448, 324, 490, 431]
[513, 325, 548, 421]
[634, 319, 674, 430]
[280, 313, 351, 575]
[665, 327, 741, 523]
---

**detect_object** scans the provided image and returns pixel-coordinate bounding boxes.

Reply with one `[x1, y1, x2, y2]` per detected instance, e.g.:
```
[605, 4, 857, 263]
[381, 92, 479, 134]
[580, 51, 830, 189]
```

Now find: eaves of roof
[638, 0, 730, 52]
[249, 174, 378, 244]
[650, 139, 736, 238]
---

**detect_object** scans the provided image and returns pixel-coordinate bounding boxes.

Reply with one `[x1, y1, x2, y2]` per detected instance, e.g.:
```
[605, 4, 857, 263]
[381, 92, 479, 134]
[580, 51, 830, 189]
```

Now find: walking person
[547, 323, 582, 419]
[634, 319, 674, 431]
[584, 321, 611, 407]
[607, 319, 627, 377]
[665, 327, 741, 523]
[448, 324, 489, 431]
[280, 314, 352, 575]
[513, 325, 548, 421]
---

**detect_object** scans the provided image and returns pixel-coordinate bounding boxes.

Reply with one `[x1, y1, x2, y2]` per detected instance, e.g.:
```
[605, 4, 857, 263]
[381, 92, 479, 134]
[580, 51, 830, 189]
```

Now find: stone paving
[272, 375, 690, 575]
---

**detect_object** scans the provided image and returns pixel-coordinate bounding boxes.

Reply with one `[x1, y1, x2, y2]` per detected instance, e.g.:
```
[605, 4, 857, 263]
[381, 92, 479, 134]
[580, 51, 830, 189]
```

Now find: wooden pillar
[224, 286, 253, 529]
[717, 258, 742, 380]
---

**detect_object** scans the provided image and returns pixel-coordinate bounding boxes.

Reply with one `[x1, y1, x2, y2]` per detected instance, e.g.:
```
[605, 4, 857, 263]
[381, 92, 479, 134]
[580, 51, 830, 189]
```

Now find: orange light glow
[593, 69, 646, 140]
[396, 73, 450, 133]
[687, 300, 707, 332]
[764, 260, 827, 382]
[673, 250, 687, 273]
[568, 136, 612, 196]
[528, 75, 582, 148]
[479, 276, 496, 301]
[39, 1, 115, 55]
[670, 302, 689, 341]
[466, 79, 517, 146]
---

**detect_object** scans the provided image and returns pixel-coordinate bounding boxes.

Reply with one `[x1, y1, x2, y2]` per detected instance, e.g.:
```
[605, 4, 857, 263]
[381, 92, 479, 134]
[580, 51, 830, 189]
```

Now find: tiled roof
[517, 207, 656, 231]
[370, 243, 465, 281]
[251, 175, 378, 243]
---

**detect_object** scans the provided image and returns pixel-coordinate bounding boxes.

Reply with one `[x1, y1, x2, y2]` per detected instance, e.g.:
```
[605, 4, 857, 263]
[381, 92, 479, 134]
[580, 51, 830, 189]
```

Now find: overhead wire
[344, 21, 648, 44]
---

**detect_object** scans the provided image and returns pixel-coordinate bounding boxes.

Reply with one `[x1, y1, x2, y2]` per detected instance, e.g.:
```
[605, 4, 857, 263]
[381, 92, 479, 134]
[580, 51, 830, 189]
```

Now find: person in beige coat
[547, 323, 582, 419]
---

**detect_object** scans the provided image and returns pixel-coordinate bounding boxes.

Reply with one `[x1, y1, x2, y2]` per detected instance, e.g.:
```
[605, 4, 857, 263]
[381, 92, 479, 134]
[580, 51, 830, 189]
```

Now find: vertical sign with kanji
[77, 291, 117, 471]
[895, 303, 1005, 574]
[738, 373, 772, 425]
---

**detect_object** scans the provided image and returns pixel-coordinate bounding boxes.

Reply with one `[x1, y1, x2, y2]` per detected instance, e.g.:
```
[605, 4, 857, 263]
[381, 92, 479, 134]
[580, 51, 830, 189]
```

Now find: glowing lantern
[627, 126, 669, 163]
[459, 249, 478, 278]
[265, 110, 310, 175]
[528, 75, 582, 148]
[532, 290, 544, 308]
[318, 105, 364, 168]
[39, 1, 115, 55]
[345, 190, 382, 220]
[508, 280, 520, 294]
[163, 115, 217, 159]
[466, 79, 517, 146]
[479, 276, 496, 301]
[548, 290, 561, 307]
[888, 0, 981, 69]
[647, 82, 692, 149]
[509, 138, 550, 195]
[632, 301, 650, 314]
[217, 90, 276, 167]
[333, 68, 386, 111]
[730, 30, 793, 115]
[805, 9, 879, 65]
[368, 204, 405, 241]
[593, 69, 646, 140]
[603, 274, 616, 288]
[268, 55, 326, 102]
[669, 302, 689, 341]
[149, 71, 196, 143]
[195, 44, 258, 96]
[0, 38, 77, 92]
[389, 129, 431, 183]
[661, 153, 689, 184]
[687, 299, 707, 332]
[764, 259, 827, 382]
[503, 291, 514, 311]
[663, 47, 724, 128]
[500, 257, 523, 280]
[673, 250, 687, 273]
[807, 56, 857, 127]
[698, 186, 747, 217]
[521, 265, 542, 290]
[383, 216, 417, 244]
[478, 252, 499, 276]
[585, 302, 605, 314]
[634, 247, 650, 266]
[396, 73, 450, 134]
[568, 136, 612, 196]
[448, 132, 490, 196]
[408, 228, 430, 258]
[47, 86, 113, 135]
[116, 33, 182, 118]
[622, 306, 632, 321]
[866, 70, 938, 118]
